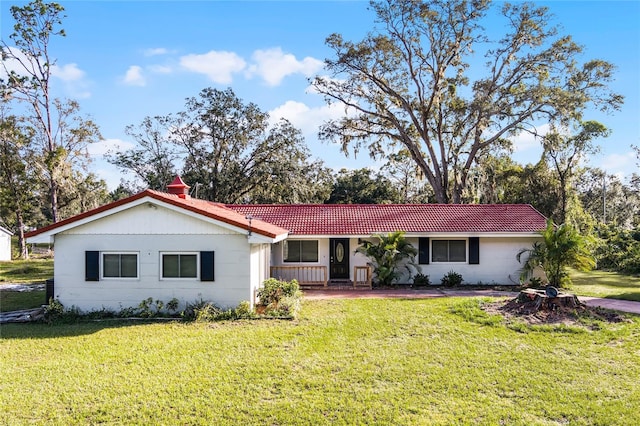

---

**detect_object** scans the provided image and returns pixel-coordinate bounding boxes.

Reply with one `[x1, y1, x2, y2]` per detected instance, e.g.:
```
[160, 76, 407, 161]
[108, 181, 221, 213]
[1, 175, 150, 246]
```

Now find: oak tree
[313, 0, 622, 203]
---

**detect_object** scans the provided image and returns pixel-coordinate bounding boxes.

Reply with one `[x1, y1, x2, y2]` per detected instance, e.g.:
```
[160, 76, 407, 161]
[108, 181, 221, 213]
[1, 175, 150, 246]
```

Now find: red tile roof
[226, 204, 547, 235]
[26, 190, 288, 240]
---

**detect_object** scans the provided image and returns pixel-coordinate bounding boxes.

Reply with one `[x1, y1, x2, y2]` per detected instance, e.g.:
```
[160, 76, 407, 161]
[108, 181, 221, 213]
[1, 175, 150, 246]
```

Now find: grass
[0, 259, 53, 284]
[0, 259, 51, 312]
[0, 290, 45, 312]
[569, 269, 640, 301]
[1, 297, 639, 425]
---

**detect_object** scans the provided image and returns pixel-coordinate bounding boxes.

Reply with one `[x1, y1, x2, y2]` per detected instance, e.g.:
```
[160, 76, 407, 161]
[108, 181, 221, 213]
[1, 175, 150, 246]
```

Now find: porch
[270, 265, 372, 289]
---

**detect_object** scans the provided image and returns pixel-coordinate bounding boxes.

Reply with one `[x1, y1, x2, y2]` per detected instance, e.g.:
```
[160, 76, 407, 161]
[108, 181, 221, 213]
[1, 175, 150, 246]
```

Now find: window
[432, 240, 466, 262]
[102, 252, 138, 278]
[284, 240, 318, 262]
[162, 253, 198, 278]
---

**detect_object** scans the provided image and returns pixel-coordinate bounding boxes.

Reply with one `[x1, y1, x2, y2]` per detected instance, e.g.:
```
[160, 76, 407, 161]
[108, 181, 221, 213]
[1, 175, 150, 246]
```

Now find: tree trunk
[50, 176, 58, 223]
[516, 288, 583, 312]
[15, 211, 28, 260]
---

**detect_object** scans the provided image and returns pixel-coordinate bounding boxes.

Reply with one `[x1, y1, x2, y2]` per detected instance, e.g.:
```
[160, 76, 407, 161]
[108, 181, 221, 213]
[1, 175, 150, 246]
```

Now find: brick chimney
[167, 176, 190, 199]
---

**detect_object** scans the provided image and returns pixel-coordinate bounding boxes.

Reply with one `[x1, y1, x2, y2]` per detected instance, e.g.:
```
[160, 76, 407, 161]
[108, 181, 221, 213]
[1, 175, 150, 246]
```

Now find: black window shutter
[469, 237, 480, 265]
[418, 238, 430, 265]
[200, 251, 215, 281]
[85, 251, 99, 281]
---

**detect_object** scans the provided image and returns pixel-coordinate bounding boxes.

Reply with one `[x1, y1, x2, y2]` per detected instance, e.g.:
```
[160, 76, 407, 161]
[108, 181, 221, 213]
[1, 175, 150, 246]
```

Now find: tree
[381, 149, 432, 203]
[543, 121, 609, 224]
[0, 111, 38, 258]
[326, 168, 401, 204]
[577, 168, 639, 229]
[111, 87, 329, 204]
[1, 0, 101, 222]
[517, 219, 595, 287]
[355, 231, 419, 286]
[106, 115, 179, 192]
[313, 0, 622, 203]
[475, 154, 559, 219]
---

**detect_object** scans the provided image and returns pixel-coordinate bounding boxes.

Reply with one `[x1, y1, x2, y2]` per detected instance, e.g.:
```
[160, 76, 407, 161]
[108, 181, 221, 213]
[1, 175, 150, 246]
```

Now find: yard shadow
[604, 292, 640, 302]
[0, 318, 182, 340]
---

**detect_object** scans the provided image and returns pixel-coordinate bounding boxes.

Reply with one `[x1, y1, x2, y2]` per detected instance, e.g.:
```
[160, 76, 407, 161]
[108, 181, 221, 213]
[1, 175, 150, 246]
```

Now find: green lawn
[1, 297, 638, 425]
[569, 269, 640, 301]
[0, 259, 51, 312]
[0, 259, 53, 284]
[0, 290, 45, 312]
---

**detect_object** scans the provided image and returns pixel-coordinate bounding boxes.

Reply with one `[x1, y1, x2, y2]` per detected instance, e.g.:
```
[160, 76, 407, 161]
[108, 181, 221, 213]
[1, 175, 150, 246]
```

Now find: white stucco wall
[250, 243, 271, 304]
[271, 235, 539, 285]
[51, 203, 257, 312]
[407, 236, 538, 285]
[0, 229, 11, 261]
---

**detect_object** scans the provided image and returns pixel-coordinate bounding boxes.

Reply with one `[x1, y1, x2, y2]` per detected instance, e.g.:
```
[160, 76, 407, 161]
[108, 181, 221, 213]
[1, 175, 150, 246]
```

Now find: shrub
[441, 271, 463, 287]
[355, 231, 419, 287]
[517, 219, 595, 287]
[257, 278, 301, 306]
[413, 273, 431, 287]
[256, 278, 302, 318]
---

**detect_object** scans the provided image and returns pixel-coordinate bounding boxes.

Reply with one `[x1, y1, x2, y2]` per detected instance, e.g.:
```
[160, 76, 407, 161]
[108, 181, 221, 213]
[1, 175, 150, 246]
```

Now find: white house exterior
[0, 226, 12, 261]
[26, 176, 547, 312]
[228, 204, 548, 286]
[26, 178, 287, 312]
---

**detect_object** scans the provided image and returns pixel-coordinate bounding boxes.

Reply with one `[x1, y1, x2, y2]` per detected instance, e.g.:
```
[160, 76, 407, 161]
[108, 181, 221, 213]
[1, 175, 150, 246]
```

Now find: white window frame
[283, 240, 319, 263]
[160, 252, 199, 280]
[101, 251, 139, 280]
[431, 239, 467, 263]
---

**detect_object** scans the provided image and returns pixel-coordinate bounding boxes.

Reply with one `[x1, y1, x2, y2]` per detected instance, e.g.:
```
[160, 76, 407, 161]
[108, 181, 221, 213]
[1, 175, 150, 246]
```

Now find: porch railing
[270, 266, 328, 287]
[353, 266, 372, 288]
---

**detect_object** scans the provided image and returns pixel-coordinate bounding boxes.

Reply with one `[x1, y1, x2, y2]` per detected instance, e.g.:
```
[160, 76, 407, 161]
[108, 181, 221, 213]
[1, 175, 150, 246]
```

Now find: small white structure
[26, 177, 288, 312]
[0, 226, 13, 261]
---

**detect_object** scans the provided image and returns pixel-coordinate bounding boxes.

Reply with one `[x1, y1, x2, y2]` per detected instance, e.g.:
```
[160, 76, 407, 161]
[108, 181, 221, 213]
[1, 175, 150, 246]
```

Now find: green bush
[413, 273, 431, 287]
[441, 271, 463, 287]
[355, 231, 419, 287]
[594, 224, 640, 275]
[256, 278, 302, 318]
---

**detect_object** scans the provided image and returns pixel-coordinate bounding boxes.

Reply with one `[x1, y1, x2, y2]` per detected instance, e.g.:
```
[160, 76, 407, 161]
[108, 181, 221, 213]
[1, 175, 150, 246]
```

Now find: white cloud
[1, 51, 91, 98]
[511, 123, 550, 153]
[87, 138, 136, 157]
[0, 47, 28, 79]
[179, 50, 246, 84]
[594, 150, 638, 181]
[50, 63, 85, 82]
[144, 47, 170, 57]
[269, 100, 351, 140]
[248, 48, 324, 86]
[123, 65, 146, 86]
[148, 64, 172, 74]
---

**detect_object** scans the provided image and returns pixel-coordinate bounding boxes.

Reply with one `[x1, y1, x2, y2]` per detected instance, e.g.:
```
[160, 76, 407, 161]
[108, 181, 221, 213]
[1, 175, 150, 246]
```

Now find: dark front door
[330, 238, 350, 279]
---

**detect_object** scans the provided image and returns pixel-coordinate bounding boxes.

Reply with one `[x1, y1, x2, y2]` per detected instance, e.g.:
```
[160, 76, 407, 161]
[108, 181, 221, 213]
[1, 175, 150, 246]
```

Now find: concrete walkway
[303, 288, 640, 315]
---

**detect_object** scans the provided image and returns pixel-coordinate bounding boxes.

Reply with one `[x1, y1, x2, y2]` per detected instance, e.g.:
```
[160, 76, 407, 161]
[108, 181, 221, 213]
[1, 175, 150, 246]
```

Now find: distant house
[0, 226, 12, 261]
[26, 176, 546, 312]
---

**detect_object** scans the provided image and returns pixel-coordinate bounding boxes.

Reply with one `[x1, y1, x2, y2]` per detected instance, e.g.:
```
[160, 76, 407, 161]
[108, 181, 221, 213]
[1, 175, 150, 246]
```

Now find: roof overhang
[26, 194, 288, 244]
[281, 232, 543, 240]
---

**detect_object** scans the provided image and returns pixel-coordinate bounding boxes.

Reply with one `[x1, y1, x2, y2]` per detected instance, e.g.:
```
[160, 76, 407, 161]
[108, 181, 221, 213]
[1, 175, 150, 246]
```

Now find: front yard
[569, 269, 640, 301]
[1, 297, 638, 425]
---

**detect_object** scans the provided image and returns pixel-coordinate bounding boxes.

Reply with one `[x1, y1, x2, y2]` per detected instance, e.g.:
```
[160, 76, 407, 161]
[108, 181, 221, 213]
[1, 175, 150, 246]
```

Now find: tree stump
[516, 288, 583, 313]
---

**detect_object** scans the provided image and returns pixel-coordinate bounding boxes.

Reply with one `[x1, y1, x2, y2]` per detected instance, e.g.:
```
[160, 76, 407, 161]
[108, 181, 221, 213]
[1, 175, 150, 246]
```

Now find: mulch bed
[483, 295, 628, 326]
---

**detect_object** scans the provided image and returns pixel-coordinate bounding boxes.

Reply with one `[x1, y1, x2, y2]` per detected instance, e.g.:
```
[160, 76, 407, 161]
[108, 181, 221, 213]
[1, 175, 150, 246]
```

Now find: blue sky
[2, 0, 639, 191]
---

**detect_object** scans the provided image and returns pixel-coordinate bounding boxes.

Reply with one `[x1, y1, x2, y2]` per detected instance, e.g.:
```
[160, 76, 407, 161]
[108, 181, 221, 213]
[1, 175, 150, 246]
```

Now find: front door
[330, 238, 350, 279]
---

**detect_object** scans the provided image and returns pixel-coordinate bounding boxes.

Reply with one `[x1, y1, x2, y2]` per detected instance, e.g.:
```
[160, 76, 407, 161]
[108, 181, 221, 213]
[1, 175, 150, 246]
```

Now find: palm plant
[517, 219, 595, 287]
[355, 231, 419, 287]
